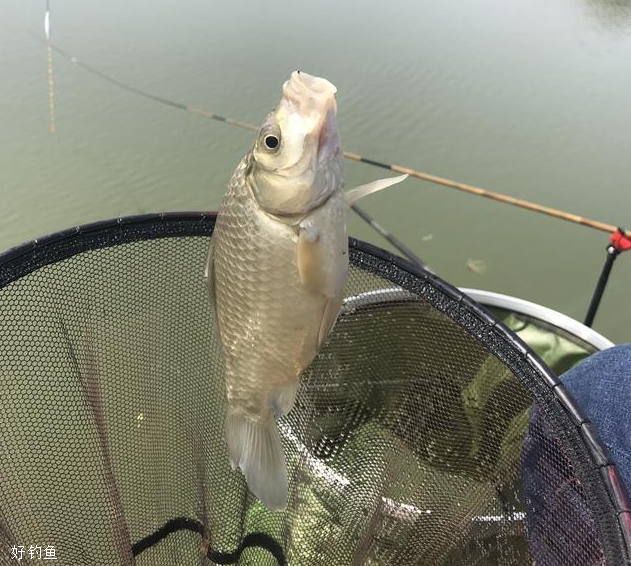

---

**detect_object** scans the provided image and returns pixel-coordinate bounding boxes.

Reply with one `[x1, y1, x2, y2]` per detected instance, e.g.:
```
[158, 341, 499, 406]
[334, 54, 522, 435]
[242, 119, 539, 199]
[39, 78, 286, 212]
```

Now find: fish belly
[213, 161, 340, 422]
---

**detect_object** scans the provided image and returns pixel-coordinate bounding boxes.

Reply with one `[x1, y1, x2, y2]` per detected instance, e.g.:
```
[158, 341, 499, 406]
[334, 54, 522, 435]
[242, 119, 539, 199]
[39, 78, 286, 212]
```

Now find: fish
[205, 71, 407, 510]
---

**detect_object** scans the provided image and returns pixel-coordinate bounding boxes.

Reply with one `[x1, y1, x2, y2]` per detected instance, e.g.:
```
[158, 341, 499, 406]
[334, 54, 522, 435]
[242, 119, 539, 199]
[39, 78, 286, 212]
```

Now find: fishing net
[0, 212, 629, 566]
[463, 291, 612, 377]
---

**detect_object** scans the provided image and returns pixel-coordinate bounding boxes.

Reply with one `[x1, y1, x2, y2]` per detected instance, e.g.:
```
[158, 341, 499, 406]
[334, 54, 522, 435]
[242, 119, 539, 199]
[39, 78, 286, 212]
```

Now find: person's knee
[563, 343, 631, 391]
[561, 343, 631, 493]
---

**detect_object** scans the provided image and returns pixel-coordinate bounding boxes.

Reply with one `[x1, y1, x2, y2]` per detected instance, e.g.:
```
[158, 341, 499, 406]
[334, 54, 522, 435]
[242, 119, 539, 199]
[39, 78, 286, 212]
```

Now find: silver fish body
[206, 71, 407, 510]
[213, 157, 348, 420]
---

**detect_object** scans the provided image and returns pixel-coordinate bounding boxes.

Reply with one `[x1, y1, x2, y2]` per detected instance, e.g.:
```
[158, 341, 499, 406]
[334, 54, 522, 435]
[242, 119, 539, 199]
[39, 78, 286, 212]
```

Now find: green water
[1, 0, 631, 343]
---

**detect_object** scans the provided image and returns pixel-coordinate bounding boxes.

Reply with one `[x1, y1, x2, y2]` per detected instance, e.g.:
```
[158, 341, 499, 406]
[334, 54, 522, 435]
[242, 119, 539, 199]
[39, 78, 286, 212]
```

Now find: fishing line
[27, 32, 427, 268]
[44, 2, 55, 133]
[27, 32, 631, 244]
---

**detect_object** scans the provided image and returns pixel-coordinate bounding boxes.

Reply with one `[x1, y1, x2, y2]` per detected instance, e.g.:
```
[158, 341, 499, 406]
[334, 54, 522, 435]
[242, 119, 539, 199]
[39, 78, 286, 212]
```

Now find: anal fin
[270, 381, 300, 417]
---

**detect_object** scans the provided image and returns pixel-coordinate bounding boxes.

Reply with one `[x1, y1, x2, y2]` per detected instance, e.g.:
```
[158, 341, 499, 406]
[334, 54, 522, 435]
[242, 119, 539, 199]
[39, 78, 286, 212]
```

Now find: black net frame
[0, 211, 629, 566]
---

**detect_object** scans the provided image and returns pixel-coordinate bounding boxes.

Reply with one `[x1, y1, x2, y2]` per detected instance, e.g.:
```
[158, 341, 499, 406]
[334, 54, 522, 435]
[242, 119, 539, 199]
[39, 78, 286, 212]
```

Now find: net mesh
[0, 215, 628, 566]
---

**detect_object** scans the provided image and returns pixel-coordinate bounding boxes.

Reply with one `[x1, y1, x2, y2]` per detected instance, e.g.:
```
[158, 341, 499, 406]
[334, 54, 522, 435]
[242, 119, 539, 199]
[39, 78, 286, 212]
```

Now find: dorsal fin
[344, 174, 408, 206]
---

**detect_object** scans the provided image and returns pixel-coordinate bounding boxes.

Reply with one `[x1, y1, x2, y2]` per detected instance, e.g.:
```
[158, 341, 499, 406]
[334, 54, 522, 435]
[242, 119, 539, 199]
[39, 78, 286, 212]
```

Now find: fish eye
[264, 134, 280, 150]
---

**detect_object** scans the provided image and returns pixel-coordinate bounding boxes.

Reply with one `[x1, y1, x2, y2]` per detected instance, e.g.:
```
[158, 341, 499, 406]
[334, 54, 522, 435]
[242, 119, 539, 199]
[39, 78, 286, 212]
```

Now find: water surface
[1, 0, 631, 342]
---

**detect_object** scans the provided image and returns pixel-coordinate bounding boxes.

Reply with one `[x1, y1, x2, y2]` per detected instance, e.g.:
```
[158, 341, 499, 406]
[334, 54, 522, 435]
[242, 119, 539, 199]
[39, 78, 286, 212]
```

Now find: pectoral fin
[318, 294, 344, 348]
[344, 174, 408, 207]
[296, 219, 346, 348]
[297, 222, 325, 295]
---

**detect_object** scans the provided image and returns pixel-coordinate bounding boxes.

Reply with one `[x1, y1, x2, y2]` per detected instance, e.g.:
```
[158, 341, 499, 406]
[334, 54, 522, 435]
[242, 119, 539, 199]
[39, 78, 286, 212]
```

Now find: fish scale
[213, 158, 337, 420]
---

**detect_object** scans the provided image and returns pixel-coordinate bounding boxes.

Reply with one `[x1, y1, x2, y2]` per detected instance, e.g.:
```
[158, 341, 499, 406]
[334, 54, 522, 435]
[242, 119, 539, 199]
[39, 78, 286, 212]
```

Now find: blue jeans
[522, 344, 631, 566]
[561, 343, 631, 492]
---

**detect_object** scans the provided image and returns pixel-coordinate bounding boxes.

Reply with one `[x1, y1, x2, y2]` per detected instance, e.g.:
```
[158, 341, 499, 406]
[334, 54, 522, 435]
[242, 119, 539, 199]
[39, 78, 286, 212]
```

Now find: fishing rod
[29, 33, 630, 242]
[27, 33, 427, 269]
[26, 33, 631, 328]
[583, 229, 631, 327]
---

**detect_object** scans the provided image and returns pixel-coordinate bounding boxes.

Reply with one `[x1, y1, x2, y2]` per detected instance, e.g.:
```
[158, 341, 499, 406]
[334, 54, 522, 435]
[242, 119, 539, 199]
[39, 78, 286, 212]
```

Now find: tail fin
[226, 411, 288, 511]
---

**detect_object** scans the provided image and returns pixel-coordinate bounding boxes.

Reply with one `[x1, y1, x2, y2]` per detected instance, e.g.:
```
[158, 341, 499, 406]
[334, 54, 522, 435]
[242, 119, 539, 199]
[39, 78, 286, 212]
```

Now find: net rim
[0, 211, 629, 563]
[460, 287, 615, 352]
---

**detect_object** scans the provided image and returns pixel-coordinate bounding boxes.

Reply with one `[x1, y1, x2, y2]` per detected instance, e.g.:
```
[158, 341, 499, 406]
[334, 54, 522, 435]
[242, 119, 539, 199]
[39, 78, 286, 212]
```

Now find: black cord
[131, 517, 287, 565]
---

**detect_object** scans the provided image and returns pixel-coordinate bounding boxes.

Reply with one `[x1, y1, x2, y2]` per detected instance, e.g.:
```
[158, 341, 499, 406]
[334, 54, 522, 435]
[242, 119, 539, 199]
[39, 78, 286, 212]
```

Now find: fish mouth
[282, 70, 337, 109]
[282, 71, 339, 159]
